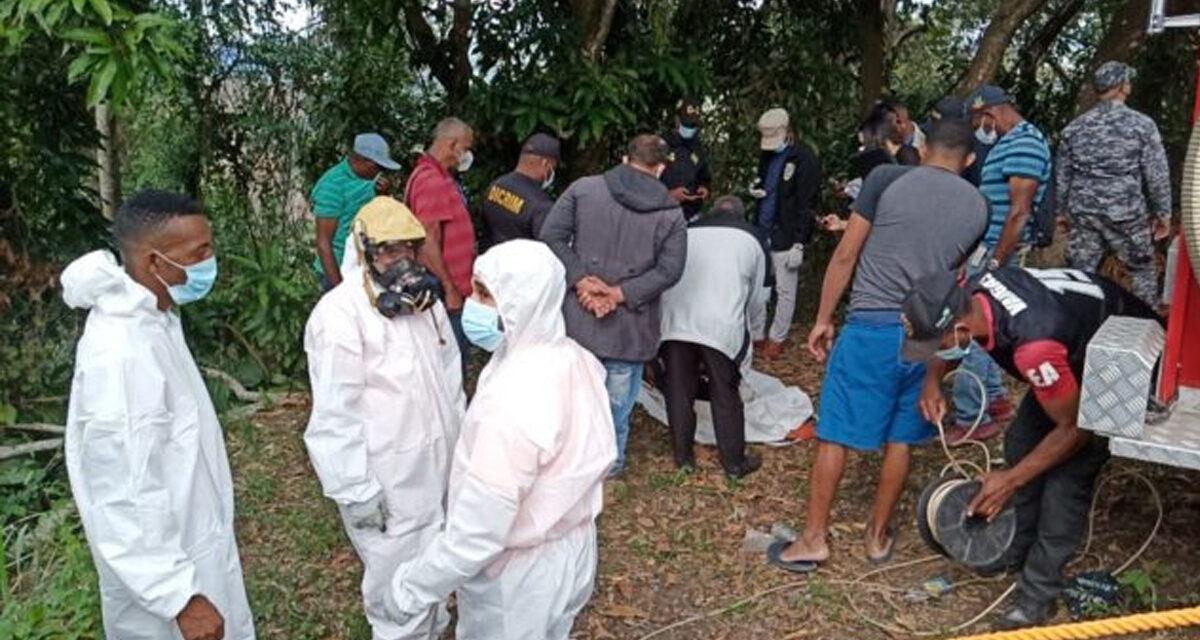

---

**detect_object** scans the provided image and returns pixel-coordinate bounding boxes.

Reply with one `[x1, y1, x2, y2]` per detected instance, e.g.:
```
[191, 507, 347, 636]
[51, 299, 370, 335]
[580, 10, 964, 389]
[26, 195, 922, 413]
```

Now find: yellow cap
[352, 196, 426, 245]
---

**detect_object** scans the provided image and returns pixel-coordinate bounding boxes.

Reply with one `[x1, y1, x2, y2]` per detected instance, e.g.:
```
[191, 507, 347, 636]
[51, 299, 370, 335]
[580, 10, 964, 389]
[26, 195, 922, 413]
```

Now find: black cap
[900, 271, 972, 362]
[520, 133, 561, 161]
[932, 96, 967, 121]
[678, 98, 702, 127]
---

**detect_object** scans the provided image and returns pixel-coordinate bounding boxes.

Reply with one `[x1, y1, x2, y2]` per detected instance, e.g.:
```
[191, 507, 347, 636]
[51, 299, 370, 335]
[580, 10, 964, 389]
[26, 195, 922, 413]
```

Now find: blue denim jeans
[603, 359, 645, 474]
[954, 345, 1006, 424]
[952, 244, 1023, 423]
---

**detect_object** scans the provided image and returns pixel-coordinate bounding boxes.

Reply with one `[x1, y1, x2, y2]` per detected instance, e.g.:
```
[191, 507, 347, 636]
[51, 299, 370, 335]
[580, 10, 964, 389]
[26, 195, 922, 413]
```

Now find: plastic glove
[345, 492, 388, 532]
[784, 243, 804, 269]
[382, 575, 419, 627]
[748, 179, 767, 200]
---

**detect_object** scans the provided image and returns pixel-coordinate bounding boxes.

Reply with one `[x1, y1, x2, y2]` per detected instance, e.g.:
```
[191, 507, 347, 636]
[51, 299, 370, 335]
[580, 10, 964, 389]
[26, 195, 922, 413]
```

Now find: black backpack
[1031, 150, 1057, 248]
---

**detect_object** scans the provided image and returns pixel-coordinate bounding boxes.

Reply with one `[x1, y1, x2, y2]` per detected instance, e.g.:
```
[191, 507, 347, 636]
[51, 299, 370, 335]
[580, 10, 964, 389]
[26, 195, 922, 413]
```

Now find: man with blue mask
[305, 197, 464, 640]
[389, 240, 615, 639]
[60, 190, 255, 640]
[749, 107, 822, 359]
[660, 98, 712, 221]
[904, 267, 1160, 631]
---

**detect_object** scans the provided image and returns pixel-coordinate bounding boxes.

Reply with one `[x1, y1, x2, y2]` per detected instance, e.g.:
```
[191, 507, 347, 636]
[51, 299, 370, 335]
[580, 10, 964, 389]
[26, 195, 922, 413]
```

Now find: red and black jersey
[970, 268, 1160, 404]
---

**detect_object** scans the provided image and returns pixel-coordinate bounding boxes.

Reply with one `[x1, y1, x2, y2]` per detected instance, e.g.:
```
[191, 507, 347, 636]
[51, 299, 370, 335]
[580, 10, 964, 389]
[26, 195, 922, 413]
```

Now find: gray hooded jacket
[540, 163, 688, 361]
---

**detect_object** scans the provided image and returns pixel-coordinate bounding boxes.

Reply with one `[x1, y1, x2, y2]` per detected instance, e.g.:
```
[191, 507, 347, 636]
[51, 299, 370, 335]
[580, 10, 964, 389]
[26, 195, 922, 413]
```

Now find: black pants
[983, 394, 1109, 604]
[659, 341, 747, 472]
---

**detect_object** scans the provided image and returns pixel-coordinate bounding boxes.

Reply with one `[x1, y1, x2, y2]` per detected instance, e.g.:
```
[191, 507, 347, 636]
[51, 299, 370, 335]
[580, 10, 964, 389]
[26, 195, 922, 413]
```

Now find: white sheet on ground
[638, 368, 813, 447]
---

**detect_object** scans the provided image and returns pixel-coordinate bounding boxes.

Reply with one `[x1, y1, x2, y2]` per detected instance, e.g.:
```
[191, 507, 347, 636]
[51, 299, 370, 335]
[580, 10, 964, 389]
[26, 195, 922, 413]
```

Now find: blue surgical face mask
[934, 326, 972, 361]
[461, 297, 504, 352]
[154, 251, 218, 306]
[679, 125, 698, 140]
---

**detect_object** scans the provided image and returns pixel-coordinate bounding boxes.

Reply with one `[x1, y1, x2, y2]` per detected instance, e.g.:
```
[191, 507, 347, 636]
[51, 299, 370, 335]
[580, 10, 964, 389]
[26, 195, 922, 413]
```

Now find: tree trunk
[955, 0, 1050, 95]
[1074, 0, 1151, 114]
[95, 102, 121, 220]
[401, 0, 474, 112]
[859, 0, 886, 115]
[1015, 0, 1086, 108]
[569, 0, 619, 62]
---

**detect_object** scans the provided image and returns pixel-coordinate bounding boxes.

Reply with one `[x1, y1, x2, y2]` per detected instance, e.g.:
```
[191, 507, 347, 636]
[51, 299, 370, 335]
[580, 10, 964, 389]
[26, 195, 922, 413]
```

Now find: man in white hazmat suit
[62, 190, 253, 640]
[304, 196, 464, 639]
[386, 239, 617, 640]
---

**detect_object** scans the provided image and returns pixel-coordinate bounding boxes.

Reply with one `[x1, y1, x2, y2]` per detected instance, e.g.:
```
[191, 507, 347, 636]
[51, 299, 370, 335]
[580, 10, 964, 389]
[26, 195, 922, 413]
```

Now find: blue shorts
[816, 311, 934, 451]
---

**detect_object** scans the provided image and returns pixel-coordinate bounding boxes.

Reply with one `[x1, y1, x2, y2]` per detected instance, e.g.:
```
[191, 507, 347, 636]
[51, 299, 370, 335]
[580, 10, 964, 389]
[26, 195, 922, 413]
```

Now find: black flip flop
[867, 527, 896, 566]
[766, 540, 819, 574]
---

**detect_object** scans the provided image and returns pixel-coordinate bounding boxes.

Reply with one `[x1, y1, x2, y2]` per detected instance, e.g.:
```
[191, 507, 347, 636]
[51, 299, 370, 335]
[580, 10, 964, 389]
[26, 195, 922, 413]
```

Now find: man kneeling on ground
[905, 267, 1160, 630]
[387, 240, 616, 639]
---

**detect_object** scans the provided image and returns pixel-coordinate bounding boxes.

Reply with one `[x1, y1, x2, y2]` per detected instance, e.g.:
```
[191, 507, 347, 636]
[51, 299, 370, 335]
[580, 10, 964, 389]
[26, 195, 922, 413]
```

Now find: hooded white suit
[388, 239, 617, 640]
[303, 263, 464, 639]
[61, 250, 255, 640]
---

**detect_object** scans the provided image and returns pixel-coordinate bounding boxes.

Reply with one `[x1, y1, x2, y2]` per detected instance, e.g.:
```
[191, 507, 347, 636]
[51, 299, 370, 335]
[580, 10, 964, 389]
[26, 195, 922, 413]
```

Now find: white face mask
[457, 149, 474, 173]
[975, 127, 997, 145]
[541, 167, 555, 190]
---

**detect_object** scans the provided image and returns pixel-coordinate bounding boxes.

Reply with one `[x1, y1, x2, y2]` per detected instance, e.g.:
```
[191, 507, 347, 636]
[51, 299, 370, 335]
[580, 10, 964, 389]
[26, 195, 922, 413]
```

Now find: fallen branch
[201, 367, 261, 403]
[4, 423, 65, 435]
[0, 438, 63, 460]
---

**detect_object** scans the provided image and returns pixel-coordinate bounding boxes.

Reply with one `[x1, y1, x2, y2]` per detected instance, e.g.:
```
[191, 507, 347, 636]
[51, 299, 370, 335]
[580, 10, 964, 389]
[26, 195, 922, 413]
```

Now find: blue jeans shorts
[816, 310, 935, 451]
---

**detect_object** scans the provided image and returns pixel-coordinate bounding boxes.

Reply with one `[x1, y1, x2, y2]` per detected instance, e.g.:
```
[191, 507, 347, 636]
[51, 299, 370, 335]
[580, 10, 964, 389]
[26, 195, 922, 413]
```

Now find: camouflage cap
[1093, 61, 1136, 93]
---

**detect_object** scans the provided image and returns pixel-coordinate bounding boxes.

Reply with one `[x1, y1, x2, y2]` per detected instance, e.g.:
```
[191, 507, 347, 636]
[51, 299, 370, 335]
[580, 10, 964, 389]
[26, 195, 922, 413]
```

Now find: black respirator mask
[368, 256, 443, 318]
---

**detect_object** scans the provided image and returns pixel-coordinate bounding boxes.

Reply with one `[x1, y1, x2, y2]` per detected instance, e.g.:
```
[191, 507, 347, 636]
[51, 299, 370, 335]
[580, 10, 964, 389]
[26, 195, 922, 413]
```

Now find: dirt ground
[228, 333, 1200, 639]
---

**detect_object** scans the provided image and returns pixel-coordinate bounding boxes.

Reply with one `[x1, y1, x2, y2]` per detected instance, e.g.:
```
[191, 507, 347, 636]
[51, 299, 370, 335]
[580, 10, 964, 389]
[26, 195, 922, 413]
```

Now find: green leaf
[86, 57, 117, 107]
[87, 0, 111, 25]
[66, 53, 93, 82]
[132, 12, 171, 28]
[0, 402, 16, 426]
[60, 27, 109, 45]
[72, 0, 86, 14]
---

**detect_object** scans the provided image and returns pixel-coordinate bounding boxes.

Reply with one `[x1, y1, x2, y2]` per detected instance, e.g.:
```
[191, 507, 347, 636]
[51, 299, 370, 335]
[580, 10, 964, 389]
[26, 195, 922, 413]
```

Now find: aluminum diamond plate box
[1078, 316, 1165, 439]
[1110, 389, 1200, 470]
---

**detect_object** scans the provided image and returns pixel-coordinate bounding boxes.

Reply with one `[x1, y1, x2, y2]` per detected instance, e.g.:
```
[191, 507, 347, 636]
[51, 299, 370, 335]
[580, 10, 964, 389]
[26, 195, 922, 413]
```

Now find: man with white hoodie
[62, 190, 253, 640]
[387, 240, 617, 639]
[304, 196, 464, 640]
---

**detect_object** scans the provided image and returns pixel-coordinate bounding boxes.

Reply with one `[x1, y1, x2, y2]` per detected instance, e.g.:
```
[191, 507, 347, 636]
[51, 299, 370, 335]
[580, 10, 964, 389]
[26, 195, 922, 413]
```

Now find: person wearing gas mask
[61, 190, 254, 640]
[387, 240, 616, 639]
[406, 117, 477, 376]
[304, 196, 465, 640]
[660, 98, 712, 221]
[480, 133, 561, 248]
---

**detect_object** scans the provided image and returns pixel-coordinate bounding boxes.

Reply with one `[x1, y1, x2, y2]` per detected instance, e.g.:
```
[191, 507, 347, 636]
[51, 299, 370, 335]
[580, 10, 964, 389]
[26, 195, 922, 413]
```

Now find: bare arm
[991, 176, 1040, 265]
[969, 390, 1088, 519]
[316, 218, 342, 286]
[419, 221, 463, 311]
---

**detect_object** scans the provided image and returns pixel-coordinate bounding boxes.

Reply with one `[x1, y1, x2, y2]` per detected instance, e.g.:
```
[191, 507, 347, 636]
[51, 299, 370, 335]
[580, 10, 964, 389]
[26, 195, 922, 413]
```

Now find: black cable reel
[916, 476, 1016, 570]
[915, 370, 1017, 571]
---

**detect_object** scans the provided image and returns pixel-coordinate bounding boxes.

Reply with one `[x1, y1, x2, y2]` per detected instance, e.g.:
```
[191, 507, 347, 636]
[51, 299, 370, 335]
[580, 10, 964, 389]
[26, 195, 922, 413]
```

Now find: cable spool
[916, 476, 1016, 570]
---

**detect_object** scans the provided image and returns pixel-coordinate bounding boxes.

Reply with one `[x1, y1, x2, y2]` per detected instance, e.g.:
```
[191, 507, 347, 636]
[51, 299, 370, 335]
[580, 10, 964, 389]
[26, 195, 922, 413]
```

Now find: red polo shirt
[406, 154, 476, 299]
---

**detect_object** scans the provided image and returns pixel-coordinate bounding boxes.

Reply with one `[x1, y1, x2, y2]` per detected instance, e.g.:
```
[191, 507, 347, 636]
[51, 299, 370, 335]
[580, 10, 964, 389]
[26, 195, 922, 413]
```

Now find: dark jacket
[660, 130, 712, 219]
[756, 142, 821, 251]
[540, 163, 688, 361]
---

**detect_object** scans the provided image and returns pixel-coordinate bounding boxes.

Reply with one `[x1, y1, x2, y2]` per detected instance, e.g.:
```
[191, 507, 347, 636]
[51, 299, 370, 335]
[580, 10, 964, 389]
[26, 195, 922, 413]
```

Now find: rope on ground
[633, 370, 1169, 639]
[949, 605, 1200, 640]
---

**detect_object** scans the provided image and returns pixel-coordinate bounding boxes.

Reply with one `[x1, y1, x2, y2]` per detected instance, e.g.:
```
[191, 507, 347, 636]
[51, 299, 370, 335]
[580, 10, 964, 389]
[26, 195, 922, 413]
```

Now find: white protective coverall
[303, 265, 464, 639]
[61, 250, 255, 640]
[388, 239, 617, 640]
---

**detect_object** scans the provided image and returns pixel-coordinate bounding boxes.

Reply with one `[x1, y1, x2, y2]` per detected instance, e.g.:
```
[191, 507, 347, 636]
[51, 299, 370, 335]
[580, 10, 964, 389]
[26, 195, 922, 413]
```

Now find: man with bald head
[406, 117, 477, 374]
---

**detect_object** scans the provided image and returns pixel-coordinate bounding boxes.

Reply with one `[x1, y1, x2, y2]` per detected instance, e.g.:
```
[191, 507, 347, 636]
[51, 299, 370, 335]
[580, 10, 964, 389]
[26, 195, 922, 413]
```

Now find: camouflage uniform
[1058, 98, 1171, 307]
